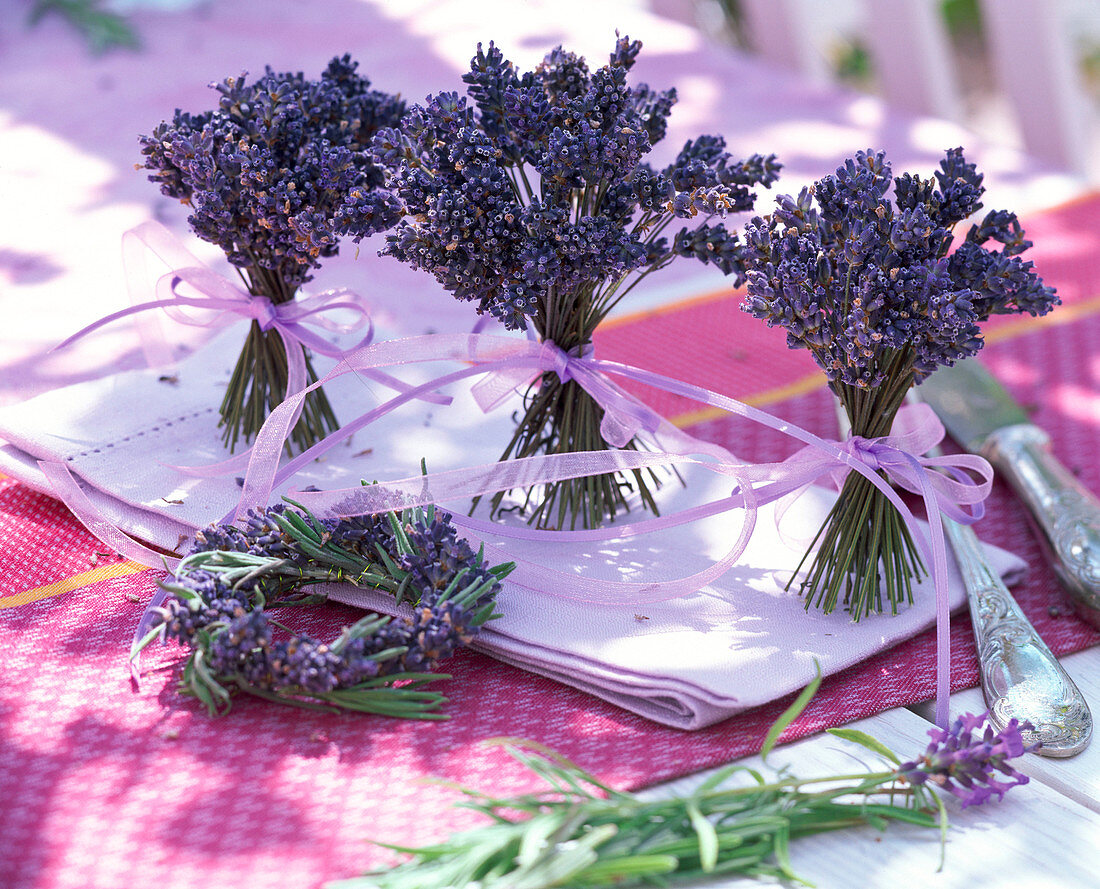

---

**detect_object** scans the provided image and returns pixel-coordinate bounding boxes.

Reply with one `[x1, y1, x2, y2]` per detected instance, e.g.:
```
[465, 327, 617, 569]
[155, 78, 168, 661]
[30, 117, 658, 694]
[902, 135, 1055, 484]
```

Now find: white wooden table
[654, 649, 1100, 887]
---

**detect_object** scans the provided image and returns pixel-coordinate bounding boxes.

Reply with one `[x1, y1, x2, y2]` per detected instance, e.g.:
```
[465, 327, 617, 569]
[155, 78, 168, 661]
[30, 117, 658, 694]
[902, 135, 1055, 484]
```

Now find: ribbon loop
[467, 337, 662, 450]
[536, 339, 576, 382]
[47, 322, 996, 729]
[57, 222, 378, 382]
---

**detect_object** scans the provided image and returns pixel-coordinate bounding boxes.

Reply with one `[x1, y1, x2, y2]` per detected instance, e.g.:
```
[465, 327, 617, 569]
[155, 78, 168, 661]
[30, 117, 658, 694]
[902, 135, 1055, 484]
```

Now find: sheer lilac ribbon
[48, 328, 989, 722]
[227, 333, 735, 519]
[36, 460, 182, 687]
[215, 331, 989, 726]
[53, 221, 451, 476]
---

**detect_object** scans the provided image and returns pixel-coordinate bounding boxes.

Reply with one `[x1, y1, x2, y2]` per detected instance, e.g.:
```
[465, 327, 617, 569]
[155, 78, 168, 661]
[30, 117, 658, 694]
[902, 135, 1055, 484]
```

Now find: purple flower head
[897, 712, 1037, 808]
[742, 148, 1058, 390]
[140, 56, 406, 292]
[373, 37, 778, 331]
[156, 501, 507, 709]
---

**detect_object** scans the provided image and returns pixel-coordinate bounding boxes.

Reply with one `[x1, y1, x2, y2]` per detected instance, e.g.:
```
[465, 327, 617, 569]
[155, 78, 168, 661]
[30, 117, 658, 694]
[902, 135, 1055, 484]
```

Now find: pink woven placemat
[3, 195, 1100, 888]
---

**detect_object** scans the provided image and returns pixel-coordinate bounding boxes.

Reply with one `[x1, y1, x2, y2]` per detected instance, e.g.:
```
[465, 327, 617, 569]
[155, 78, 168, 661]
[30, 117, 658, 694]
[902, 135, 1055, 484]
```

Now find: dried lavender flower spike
[898, 711, 1037, 808]
[330, 703, 1034, 889]
[371, 36, 779, 529]
[140, 56, 405, 454]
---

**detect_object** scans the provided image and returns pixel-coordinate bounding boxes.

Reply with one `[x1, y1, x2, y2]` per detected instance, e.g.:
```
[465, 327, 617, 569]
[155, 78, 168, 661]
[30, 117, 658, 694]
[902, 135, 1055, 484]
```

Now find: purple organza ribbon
[56, 221, 377, 382]
[209, 331, 991, 727]
[36, 460, 183, 687]
[41, 328, 992, 726]
[53, 221, 452, 476]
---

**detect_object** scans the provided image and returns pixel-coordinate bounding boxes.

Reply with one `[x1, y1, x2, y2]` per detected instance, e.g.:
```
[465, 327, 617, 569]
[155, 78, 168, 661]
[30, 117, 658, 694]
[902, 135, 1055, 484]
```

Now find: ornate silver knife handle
[946, 515, 1092, 756]
[983, 423, 1100, 629]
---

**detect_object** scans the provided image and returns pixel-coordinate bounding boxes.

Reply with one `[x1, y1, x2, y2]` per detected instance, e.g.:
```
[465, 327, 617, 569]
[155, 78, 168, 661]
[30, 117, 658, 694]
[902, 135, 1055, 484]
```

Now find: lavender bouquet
[742, 148, 1057, 617]
[144, 498, 511, 717]
[332, 675, 1036, 888]
[140, 56, 405, 454]
[370, 37, 778, 529]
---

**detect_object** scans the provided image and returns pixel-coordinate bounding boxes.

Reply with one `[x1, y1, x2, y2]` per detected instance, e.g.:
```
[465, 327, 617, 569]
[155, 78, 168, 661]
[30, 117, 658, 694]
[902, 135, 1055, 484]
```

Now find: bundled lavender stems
[140, 56, 404, 454]
[370, 37, 778, 529]
[148, 499, 512, 717]
[332, 676, 1036, 888]
[742, 149, 1057, 617]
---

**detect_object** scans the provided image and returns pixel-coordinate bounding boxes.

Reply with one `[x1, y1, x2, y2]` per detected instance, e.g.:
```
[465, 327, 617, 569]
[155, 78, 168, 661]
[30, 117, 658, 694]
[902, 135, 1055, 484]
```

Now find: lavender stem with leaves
[742, 148, 1057, 618]
[330, 673, 1037, 889]
[139, 56, 405, 454]
[371, 37, 778, 529]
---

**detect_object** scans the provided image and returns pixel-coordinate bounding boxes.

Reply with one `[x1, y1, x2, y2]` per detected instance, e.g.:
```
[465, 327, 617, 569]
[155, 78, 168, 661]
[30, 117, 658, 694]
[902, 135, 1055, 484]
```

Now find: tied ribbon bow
[56, 221, 452, 406]
[470, 339, 661, 448]
[778, 407, 989, 527]
[55, 221, 377, 401]
[54, 221, 450, 475]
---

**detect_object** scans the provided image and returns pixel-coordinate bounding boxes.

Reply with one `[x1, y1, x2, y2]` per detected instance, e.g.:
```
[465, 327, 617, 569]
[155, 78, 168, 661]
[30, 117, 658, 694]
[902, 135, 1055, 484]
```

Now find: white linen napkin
[0, 330, 1025, 729]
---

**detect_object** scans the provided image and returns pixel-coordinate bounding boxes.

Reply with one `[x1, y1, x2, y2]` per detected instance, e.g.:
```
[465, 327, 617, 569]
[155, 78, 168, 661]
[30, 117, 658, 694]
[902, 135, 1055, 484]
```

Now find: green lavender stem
[327, 672, 953, 889]
[148, 501, 512, 718]
[218, 320, 341, 456]
[331, 675, 1038, 889]
[792, 349, 925, 618]
[481, 282, 667, 531]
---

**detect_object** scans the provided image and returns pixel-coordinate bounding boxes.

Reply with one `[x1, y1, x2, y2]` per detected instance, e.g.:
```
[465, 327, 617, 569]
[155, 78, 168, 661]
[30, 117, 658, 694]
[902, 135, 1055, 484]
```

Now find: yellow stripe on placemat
[668, 291, 1100, 426]
[671, 371, 827, 428]
[1, 561, 148, 609]
[983, 291, 1100, 344]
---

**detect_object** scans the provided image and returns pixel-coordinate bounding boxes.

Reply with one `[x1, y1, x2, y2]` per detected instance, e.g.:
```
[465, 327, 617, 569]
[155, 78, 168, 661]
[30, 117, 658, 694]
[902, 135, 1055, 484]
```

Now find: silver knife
[943, 499, 1092, 755]
[920, 358, 1100, 629]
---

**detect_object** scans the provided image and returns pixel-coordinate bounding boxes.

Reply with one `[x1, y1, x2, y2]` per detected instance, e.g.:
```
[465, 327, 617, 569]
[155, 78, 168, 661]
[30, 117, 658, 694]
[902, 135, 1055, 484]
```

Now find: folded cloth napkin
[0, 332, 1025, 729]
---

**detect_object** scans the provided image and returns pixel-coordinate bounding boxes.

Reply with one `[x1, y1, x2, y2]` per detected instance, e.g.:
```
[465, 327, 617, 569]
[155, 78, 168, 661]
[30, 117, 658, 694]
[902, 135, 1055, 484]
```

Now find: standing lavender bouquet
[370, 37, 778, 529]
[743, 149, 1057, 617]
[140, 56, 405, 454]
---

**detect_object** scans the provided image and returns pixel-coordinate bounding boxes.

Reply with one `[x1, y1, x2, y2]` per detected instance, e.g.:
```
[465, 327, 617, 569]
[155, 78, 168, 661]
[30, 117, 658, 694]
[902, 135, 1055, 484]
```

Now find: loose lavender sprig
[140, 56, 405, 454]
[741, 148, 1058, 618]
[370, 36, 779, 529]
[898, 711, 1033, 808]
[330, 677, 1037, 889]
[147, 500, 513, 718]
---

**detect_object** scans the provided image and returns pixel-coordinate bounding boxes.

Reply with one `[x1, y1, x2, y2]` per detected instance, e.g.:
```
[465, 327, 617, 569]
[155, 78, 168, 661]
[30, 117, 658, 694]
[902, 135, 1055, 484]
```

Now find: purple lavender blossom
[140, 55, 405, 290]
[371, 37, 779, 331]
[139, 57, 409, 457]
[156, 503, 507, 714]
[898, 712, 1037, 807]
[741, 148, 1058, 388]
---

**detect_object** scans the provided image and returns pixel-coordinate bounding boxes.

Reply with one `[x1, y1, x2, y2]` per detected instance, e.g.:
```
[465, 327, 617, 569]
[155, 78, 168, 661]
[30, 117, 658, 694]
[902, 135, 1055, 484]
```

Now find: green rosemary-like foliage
[139, 496, 513, 718]
[28, 0, 139, 54]
[331, 674, 1036, 888]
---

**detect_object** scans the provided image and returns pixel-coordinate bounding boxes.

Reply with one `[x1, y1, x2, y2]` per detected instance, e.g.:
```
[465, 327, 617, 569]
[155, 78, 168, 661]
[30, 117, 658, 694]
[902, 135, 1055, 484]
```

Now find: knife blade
[920, 358, 1100, 629]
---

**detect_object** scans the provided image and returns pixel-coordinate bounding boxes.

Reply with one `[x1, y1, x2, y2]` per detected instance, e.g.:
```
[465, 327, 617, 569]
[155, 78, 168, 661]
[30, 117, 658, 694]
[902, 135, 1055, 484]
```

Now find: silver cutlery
[920, 358, 1100, 629]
